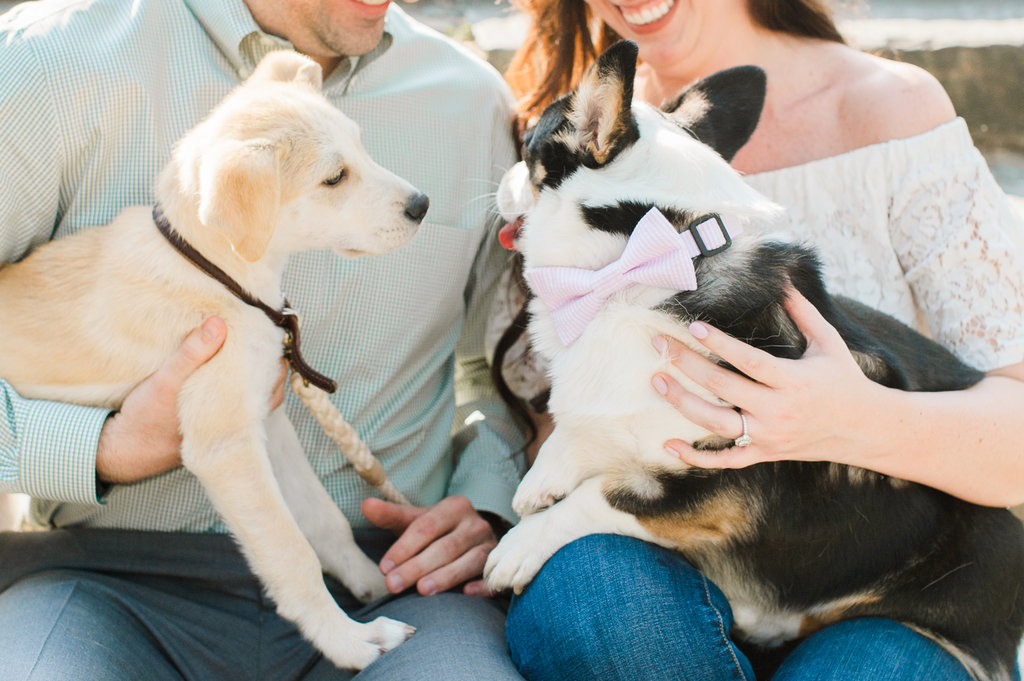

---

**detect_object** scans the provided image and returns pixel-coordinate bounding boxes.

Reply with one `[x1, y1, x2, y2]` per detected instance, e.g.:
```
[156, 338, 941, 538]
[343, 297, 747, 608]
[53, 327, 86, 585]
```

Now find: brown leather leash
[151, 205, 407, 503]
[153, 205, 336, 394]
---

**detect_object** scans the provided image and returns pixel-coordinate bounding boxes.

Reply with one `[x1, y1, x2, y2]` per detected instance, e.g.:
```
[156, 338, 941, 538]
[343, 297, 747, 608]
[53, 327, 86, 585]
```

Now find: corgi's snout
[497, 161, 533, 220]
[404, 192, 429, 224]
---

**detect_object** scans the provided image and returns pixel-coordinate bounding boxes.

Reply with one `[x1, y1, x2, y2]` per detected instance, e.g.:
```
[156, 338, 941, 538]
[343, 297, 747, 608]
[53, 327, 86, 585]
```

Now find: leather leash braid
[152, 205, 337, 394]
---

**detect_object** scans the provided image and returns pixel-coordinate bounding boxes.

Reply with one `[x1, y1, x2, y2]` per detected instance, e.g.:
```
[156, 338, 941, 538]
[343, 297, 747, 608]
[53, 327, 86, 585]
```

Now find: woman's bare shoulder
[835, 48, 956, 145]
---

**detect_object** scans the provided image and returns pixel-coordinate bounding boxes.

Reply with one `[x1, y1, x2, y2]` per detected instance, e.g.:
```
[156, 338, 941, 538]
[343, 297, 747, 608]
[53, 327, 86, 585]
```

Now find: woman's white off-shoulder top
[744, 117, 1024, 372]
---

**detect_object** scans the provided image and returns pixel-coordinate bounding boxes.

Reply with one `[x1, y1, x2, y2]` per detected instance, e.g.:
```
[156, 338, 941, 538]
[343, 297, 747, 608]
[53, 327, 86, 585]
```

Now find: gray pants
[0, 529, 524, 681]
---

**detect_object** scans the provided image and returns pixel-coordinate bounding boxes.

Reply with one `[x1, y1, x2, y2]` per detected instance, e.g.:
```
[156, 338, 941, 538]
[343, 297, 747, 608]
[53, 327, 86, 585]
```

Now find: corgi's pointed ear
[249, 51, 323, 91]
[663, 65, 766, 162]
[566, 40, 640, 166]
[198, 139, 283, 262]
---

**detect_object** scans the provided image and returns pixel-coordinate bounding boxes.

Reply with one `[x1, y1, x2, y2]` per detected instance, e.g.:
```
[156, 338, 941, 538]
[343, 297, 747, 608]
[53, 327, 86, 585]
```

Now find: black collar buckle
[686, 213, 732, 257]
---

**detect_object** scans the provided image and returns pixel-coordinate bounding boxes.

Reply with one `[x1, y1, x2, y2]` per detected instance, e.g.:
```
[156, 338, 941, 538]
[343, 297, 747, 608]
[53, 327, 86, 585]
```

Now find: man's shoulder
[1, 0, 83, 30]
[1, 0, 172, 75]
[1, 0, 127, 45]
[0, 0, 80, 64]
[0, 0, 100, 100]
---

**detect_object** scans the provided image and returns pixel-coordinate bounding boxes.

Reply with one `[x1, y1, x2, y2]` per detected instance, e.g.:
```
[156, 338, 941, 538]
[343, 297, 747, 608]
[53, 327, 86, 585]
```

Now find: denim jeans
[506, 534, 1008, 681]
[0, 528, 524, 681]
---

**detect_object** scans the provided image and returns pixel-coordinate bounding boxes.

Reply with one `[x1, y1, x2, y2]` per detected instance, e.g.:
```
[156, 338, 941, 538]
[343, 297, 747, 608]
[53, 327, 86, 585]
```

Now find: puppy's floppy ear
[566, 40, 640, 166]
[249, 50, 323, 91]
[198, 139, 283, 262]
[663, 65, 766, 162]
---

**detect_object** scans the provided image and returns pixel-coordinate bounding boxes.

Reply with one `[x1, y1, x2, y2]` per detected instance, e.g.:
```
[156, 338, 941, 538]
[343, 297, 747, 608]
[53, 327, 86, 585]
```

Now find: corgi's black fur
[488, 41, 1024, 681]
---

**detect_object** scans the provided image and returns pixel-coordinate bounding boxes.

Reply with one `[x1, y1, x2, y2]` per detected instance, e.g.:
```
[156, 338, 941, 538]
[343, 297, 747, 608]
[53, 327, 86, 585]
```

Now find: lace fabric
[745, 117, 1024, 373]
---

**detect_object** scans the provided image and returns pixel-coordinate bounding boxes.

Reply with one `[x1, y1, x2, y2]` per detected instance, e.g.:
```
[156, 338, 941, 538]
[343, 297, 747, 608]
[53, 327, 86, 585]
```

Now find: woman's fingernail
[689, 321, 708, 340]
[652, 375, 669, 395]
[652, 336, 668, 353]
[420, 578, 437, 596]
[380, 559, 395, 574]
[664, 444, 683, 459]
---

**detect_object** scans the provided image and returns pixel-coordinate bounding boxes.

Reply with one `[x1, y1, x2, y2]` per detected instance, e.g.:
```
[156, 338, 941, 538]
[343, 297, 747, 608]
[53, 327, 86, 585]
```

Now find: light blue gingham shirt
[0, 0, 524, 531]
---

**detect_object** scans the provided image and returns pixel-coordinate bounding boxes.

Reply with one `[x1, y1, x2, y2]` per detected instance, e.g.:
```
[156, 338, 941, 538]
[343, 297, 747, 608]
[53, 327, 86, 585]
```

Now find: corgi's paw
[484, 511, 563, 594]
[512, 462, 580, 517]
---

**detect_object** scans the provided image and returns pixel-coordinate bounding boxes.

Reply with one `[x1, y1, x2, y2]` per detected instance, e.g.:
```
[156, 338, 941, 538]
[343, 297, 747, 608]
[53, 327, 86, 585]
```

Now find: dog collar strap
[679, 212, 737, 258]
[526, 207, 740, 346]
[152, 205, 337, 394]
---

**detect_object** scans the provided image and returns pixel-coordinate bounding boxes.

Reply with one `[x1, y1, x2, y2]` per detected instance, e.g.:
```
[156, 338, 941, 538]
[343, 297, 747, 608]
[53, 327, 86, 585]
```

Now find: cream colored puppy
[0, 51, 427, 669]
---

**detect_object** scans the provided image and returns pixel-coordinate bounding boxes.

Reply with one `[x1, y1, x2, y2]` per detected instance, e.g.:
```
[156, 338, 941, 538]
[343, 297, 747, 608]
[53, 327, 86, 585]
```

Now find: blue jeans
[506, 534, 1002, 681]
[0, 529, 524, 681]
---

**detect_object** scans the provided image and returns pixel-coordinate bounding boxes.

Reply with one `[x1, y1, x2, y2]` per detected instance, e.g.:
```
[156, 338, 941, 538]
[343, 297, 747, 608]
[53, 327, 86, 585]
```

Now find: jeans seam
[22, 579, 79, 681]
[700, 573, 749, 681]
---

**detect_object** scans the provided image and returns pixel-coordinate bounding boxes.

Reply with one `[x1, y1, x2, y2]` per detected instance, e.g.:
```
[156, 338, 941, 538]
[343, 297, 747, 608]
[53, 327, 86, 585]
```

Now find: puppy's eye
[323, 169, 346, 187]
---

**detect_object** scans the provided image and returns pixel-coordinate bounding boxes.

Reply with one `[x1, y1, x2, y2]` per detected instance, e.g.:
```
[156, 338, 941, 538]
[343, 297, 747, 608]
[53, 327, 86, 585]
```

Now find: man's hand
[95, 317, 227, 484]
[362, 496, 498, 598]
[95, 318, 290, 485]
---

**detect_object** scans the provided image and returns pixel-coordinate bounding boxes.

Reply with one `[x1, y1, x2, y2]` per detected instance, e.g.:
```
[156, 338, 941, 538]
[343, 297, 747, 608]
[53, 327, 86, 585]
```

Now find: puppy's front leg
[513, 425, 590, 516]
[488, 475, 663, 594]
[179, 367, 412, 670]
[265, 408, 389, 602]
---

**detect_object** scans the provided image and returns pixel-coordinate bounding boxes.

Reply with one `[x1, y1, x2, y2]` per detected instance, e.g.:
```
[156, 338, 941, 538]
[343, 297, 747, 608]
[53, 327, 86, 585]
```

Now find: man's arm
[1, 319, 228, 505]
[0, 34, 109, 505]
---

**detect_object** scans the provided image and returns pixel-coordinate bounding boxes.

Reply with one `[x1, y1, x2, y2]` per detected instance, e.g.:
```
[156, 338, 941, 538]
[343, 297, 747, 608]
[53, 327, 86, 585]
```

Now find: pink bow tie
[525, 208, 740, 346]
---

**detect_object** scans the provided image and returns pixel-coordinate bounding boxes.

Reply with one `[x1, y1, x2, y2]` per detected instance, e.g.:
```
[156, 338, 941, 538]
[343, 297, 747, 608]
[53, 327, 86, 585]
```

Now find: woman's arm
[652, 290, 1024, 507]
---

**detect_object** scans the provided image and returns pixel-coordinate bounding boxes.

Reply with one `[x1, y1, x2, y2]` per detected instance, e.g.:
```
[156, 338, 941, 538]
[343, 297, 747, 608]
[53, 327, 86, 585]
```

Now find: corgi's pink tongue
[498, 217, 524, 251]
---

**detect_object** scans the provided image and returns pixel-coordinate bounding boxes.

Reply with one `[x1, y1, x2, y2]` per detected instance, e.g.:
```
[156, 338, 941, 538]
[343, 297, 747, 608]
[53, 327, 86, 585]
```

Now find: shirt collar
[183, 0, 393, 84]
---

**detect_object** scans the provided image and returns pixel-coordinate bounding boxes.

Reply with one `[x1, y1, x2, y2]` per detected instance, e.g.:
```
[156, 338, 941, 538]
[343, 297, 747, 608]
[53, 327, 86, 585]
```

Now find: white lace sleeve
[889, 126, 1024, 371]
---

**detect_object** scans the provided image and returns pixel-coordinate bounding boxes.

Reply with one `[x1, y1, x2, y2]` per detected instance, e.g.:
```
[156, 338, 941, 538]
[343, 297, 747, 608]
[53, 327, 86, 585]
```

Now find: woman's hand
[651, 289, 884, 470]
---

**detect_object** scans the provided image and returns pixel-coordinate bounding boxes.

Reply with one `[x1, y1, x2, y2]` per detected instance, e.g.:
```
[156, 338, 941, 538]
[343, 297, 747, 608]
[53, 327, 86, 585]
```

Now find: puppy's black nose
[404, 193, 429, 223]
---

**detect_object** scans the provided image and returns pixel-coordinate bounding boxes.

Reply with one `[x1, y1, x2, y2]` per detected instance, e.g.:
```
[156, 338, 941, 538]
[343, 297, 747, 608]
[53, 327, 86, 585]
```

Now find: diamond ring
[734, 412, 753, 448]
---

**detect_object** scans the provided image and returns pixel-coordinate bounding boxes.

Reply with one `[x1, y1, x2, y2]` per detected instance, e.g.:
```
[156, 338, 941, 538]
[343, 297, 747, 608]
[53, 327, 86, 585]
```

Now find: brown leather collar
[153, 204, 337, 394]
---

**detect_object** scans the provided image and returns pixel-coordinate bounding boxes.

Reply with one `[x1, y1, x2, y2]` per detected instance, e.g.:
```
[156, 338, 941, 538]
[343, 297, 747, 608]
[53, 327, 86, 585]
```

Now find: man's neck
[244, 0, 345, 78]
[308, 55, 345, 79]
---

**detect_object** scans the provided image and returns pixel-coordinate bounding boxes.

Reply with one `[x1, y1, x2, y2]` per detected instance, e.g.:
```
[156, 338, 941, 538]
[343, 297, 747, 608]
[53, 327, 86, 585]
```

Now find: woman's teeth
[621, 0, 674, 26]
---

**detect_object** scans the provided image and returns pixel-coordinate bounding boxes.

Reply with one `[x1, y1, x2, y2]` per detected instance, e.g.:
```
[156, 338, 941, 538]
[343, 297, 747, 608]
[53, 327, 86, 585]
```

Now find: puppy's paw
[484, 514, 556, 594]
[321, 616, 415, 670]
[346, 570, 390, 604]
[323, 549, 389, 603]
[512, 463, 579, 517]
[512, 481, 565, 517]
[334, 640, 388, 671]
[364, 615, 416, 650]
